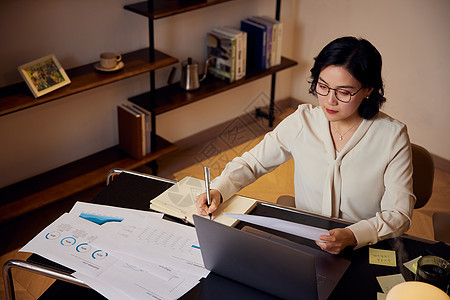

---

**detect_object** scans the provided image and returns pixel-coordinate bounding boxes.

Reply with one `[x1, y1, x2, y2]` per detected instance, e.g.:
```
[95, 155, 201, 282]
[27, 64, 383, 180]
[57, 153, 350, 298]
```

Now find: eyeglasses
[315, 82, 363, 103]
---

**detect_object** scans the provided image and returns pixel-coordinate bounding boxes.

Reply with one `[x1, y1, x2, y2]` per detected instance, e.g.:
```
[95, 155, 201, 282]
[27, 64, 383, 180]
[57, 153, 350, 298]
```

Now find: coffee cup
[100, 52, 122, 69]
[415, 255, 449, 294]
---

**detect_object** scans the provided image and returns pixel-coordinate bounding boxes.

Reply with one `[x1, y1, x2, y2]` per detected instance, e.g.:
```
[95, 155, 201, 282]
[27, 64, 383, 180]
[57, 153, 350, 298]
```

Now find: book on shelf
[131, 104, 151, 155]
[256, 16, 283, 66]
[240, 19, 267, 70]
[206, 31, 237, 83]
[247, 16, 273, 69]
[150, 176, 258, 227]
[117, 103, 151, 159]
[212, 27, 247, 80]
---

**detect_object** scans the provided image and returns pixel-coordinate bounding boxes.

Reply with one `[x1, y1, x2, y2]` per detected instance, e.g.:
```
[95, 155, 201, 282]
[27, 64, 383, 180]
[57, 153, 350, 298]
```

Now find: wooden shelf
[0, 0, 297, 225]
[124, 0, 233, 20]
[0, 135, 177, 223]
[129, 56, 297, 115]
[0, 48, 178, 117]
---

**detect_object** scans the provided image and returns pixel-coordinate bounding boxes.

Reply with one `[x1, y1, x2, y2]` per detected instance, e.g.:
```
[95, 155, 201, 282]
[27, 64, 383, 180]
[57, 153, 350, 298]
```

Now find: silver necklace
[331, 120, 360, 141]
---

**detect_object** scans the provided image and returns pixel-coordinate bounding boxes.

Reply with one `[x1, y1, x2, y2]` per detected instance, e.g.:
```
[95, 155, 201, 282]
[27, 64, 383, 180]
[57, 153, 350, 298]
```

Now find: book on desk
[150, 176, 257, 226]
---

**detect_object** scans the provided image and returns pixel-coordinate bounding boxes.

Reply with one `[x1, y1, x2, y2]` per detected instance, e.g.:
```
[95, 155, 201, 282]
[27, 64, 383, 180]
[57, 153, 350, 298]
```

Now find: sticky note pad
[369, 248, 397, 267]
[376, 273, 405, 293]
[403, 256, 421, 274]
[377, 292, 387, 300]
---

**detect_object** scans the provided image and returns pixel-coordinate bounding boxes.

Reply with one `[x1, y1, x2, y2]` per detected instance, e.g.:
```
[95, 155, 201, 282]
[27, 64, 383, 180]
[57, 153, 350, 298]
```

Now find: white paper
[69, 202, 166, 246]
[115, 217, 209, 278]
[20, 213, 120, 277]
[75, 255, 200, 300]
[224, 213, 329, 241]
[70, 201, 163, 223]
[20, 203, 208, 299]
[73, 271, 132, 300]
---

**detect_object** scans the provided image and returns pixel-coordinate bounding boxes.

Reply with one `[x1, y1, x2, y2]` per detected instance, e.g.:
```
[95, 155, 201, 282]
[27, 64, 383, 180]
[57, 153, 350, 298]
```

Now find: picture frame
[18, 54, 71, 98]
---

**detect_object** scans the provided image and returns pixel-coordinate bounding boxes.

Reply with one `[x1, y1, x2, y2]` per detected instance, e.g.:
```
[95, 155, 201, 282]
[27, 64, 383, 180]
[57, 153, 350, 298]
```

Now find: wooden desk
[6, 170, 449, 299]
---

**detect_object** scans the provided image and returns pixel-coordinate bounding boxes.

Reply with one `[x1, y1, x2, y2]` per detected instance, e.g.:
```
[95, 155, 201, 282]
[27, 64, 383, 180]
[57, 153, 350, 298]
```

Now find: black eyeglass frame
[315, 83, 364, 103]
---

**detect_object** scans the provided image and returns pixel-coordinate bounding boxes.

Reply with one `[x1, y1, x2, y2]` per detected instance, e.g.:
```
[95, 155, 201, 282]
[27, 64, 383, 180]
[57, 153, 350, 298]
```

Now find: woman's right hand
[195, 189, 222, 216]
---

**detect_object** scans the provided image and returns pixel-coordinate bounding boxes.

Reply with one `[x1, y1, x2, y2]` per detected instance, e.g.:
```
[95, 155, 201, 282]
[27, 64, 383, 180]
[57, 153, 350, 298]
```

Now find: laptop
[193, 215, 350, 300]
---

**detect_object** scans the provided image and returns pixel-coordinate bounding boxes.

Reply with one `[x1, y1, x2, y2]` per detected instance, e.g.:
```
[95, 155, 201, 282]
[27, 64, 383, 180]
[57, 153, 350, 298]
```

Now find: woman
[196, 36, 415, 254]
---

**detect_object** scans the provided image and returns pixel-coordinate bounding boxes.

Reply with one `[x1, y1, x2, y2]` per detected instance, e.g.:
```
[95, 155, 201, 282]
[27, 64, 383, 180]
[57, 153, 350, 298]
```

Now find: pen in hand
[203, 166, 212, 220]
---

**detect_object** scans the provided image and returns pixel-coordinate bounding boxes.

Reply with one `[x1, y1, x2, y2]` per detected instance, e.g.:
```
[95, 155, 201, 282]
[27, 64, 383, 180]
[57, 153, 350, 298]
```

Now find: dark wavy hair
[308, 36, 386, 119]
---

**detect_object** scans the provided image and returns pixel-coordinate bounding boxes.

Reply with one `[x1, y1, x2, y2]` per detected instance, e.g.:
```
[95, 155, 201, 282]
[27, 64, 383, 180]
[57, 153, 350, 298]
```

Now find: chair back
[432, 212, 450, 243]
[411, 144, 434, 209]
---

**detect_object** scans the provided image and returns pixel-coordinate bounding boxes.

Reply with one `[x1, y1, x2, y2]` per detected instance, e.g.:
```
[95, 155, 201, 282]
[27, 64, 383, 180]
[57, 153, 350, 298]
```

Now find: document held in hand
[224, 213, 330, 242]
[150, 176, 258, 226]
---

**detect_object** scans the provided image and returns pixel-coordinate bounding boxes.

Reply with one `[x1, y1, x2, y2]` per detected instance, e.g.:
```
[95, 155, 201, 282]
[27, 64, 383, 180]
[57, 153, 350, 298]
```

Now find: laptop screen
[194, 215, 318, 299]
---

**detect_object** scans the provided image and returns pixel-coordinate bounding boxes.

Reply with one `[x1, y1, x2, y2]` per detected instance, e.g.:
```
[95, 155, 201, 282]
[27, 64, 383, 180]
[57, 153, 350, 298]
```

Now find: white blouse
[211, 104, 415, 248]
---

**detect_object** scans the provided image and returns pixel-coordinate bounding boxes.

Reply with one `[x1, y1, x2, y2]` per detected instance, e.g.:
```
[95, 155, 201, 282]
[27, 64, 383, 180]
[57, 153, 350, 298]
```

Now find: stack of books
[206, 27, 247, 83]
[240, 16, 283, 70]
[117, 103, 151, 159]
[206, 16, 283, 82]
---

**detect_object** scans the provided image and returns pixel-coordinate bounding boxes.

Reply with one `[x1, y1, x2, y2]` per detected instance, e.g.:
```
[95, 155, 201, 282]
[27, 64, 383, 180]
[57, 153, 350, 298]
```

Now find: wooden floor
[1, 105, 449, 299]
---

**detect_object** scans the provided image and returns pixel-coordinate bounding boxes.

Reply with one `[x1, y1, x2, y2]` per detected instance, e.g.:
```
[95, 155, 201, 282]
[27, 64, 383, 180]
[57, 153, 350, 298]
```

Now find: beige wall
[0, 0, 448, 188]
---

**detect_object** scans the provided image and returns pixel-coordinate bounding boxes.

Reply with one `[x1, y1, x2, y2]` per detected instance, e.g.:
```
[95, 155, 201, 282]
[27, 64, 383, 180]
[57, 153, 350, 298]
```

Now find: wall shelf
[124, 0, 234, 20]
[0, 46, 179, 222]
[0, 48, 178, 117]
[125, 0, 292, 139]
[129, 57, 297, 115]
[1, 0, 297, 223]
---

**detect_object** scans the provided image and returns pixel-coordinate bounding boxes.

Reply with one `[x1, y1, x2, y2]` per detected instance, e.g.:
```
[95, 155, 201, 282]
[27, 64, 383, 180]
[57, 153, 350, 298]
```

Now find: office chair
[432, 212, 450, 244]
[410, 144, 434, 209]
[277, 143, 435, 210]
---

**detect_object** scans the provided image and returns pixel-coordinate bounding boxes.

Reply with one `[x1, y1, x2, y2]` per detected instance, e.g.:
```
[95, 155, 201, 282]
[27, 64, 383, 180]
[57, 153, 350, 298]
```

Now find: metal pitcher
[180, 57, 212, 90]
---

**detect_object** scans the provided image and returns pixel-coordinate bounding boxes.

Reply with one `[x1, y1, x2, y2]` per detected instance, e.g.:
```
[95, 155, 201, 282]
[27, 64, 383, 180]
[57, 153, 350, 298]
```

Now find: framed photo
[18, 54, 71, 98]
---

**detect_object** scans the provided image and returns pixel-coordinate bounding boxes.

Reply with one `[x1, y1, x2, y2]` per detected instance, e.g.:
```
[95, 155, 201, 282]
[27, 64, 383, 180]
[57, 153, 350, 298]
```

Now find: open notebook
[150, 176, 257, 226]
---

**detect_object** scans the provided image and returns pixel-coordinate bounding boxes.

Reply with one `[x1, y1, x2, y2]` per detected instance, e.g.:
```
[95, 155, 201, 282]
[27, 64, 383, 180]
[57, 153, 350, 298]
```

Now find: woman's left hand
[315, 228, 357, 254]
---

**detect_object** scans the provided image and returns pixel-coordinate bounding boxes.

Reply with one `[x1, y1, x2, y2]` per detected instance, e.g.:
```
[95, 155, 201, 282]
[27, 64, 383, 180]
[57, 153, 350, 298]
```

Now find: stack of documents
[20, 202, 210, 299]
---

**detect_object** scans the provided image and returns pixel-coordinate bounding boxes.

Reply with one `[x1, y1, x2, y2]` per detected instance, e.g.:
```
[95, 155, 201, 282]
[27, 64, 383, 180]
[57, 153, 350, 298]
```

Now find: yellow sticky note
[376, 273, 405, 293]
[369, 248, 397, 267]
[403, 256, 421, 274]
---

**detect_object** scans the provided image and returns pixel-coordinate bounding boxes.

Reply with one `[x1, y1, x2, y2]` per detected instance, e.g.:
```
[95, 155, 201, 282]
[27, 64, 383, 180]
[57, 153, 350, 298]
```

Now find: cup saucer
[94, 61, 124, 72]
